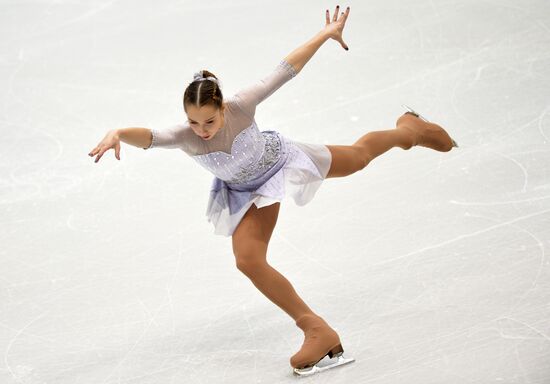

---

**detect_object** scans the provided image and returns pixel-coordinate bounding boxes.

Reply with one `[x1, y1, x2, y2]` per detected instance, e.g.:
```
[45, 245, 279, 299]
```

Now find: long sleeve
[143, 123, 186, 150]
[233, 59, 298, 119]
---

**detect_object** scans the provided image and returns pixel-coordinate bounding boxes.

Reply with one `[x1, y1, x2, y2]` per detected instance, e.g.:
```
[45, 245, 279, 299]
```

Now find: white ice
[1, 0, 549, 383]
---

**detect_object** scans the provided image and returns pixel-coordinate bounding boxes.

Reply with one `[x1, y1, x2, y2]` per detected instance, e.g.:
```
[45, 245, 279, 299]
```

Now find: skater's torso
[146, 60, 297, 183]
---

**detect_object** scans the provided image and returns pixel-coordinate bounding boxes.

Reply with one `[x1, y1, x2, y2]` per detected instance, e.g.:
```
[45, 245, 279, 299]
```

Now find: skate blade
[292, 354, 355, 377]
[401, 104, 430, 123]
[402, 104, 459, 148]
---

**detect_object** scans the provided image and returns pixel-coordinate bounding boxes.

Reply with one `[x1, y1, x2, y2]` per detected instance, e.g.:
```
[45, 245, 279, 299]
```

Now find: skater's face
[186, 103, 226, 140]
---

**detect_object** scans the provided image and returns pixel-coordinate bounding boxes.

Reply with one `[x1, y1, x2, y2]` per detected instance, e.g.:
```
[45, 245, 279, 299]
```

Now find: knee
[235, 256, 268, 278]
[353, 144, 372, 170]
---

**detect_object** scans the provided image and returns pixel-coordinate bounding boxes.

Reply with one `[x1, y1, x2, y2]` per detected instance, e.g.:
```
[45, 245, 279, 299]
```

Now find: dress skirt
[204, 132, 332, 237]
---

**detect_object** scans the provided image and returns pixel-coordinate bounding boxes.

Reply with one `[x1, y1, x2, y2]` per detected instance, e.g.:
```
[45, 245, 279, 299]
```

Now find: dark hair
[183, 70, 224, 113]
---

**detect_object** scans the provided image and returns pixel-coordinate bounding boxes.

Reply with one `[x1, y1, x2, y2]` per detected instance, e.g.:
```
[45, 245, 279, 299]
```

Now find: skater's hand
[323, 5, 350, 51]
[88, 130, 121, 163]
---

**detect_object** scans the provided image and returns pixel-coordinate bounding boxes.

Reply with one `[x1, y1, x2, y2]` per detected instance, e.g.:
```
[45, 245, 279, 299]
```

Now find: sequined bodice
[144, 58, 298, 184]
[191, 121, 282, 184]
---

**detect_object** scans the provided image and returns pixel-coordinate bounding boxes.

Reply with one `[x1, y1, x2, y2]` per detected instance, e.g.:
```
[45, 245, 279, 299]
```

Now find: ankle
[394, 127, 414, 150]
[295, 313, 332, 332]
[295, 312, 319, 324]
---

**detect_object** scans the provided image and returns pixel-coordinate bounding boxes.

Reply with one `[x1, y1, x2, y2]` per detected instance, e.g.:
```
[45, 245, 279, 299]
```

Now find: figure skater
[88, 5, 457, 376]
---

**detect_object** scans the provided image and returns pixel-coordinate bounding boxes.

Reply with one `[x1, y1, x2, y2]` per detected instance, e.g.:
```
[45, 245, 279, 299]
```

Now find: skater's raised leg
[325, 127, 411, 178]
[325, 112, 455, 179]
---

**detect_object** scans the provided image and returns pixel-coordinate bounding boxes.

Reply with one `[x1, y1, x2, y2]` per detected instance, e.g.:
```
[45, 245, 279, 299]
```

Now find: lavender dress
[144, 59, 332, 236]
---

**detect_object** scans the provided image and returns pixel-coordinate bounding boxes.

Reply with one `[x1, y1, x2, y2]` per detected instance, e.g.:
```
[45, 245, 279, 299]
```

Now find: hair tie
[193, 71, 220, 87]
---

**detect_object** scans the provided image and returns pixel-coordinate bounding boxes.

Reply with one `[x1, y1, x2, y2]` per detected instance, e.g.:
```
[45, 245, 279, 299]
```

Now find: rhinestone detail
[227, 132, 281, 184]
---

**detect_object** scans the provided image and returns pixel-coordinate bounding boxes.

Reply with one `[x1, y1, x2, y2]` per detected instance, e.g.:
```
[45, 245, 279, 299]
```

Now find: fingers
[94, 149, 105, 163]
[326, 6, 350, 25]
[88, 148, 99, 162]
[88, 146, 107, 163]
[337, 6, 350, 24]
[341, 39, 349, 50]
[341, 7, 350, 50]
[91, 151, 101, 163]
[115, 142, 121, 160]
[89, 150, 121, 162]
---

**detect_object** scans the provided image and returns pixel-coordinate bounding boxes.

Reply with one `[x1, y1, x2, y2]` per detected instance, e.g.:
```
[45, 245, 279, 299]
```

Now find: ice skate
[290, 314, 355, 376]
[397, 104, 459, 151]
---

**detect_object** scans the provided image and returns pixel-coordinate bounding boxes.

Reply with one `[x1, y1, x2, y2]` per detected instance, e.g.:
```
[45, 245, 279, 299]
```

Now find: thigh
[325, 144, 366, 179]
[232, 202, 281, 263]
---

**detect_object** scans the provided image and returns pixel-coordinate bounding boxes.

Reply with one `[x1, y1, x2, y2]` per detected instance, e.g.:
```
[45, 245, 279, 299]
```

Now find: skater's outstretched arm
[283, 5, 350, 74]
[233, 5, 350, 119]
[88, 128, 150, 163]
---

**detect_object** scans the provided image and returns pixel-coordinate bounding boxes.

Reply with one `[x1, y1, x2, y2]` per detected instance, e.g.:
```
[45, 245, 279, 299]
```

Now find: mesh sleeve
[142, 125, 185, 150]
[233, 59, 297, 119]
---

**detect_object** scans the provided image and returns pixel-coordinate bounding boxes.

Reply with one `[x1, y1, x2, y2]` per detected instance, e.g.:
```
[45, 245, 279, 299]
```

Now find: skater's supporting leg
[231, 185, 353, 374]
[232, 202, 317, 321]
[325, 128, 412, 179]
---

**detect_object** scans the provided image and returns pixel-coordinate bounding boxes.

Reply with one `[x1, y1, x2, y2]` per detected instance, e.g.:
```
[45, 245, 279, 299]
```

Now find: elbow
[283, 59, 300, 77]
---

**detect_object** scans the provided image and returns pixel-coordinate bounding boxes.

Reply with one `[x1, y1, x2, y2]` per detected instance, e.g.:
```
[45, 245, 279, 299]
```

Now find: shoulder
[161, 121, 194, 141]
[222, 96, 244, 116]
[176, 122, 195, 136]
[223, 96, 238, 109]
[168, 121, 191, 132]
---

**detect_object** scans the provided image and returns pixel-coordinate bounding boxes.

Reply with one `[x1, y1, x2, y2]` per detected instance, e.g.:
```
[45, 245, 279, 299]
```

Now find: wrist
[111, 128, 122, 140]
[318, 29, 331, 41]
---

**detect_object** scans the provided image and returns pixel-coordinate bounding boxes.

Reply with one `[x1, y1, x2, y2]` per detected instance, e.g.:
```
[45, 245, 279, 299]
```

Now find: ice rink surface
[1, 0, 550, 383]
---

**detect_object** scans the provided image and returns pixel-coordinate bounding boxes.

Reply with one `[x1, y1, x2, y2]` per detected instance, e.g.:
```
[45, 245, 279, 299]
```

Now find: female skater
[88, 5, 457, 376]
